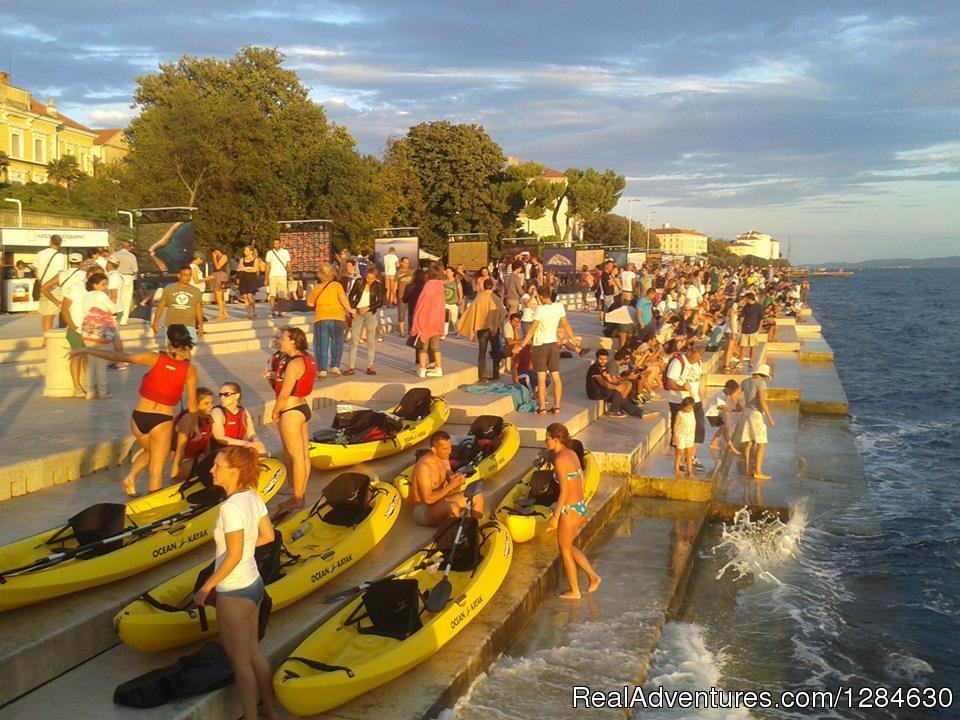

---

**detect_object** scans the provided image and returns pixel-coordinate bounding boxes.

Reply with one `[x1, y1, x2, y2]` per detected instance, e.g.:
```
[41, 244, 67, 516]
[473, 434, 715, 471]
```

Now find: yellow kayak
[309, 388, 450, 470]
[274, 517, 512, 716]
[394, 416, 520, 499]
[115, 475, 401, 652]
[0, 458, 285, 612]
[495, 440, 599, 543]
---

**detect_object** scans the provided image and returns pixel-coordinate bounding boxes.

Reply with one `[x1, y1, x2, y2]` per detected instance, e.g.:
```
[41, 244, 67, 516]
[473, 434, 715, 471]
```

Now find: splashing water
[714, 500, 808, 585]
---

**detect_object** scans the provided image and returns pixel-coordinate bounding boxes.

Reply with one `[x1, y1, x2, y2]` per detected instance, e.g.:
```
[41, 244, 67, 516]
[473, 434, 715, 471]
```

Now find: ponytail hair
[217, 446, 260, 491]
[545, 422, 571, 448]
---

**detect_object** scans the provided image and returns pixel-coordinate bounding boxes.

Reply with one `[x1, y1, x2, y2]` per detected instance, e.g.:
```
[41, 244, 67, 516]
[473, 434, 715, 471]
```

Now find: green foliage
[707, 238, 746, 268]
[1, 181, 109, 219]
[125, 46, 379, 255]
[372, 136, 426, 232]
[46, 155, 84, 191]
[395, 122, 514, 256]
[0, 151, 9, 181]
[582, 213, 652, 249]
[526, 167, 625, 242]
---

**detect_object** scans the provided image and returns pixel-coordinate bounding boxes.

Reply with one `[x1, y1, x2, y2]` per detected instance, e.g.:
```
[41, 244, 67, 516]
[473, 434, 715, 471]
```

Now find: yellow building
[0, 72, 104, 184]
[649, 225, 708, 256]
[92, 129, 129, 167]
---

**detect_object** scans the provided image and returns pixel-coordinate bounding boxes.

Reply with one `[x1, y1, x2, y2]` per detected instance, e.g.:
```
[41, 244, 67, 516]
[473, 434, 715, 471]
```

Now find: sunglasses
[219, 391, 238, 397]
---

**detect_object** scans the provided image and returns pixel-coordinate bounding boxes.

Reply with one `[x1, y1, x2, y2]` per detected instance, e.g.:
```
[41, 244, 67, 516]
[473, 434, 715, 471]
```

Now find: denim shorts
[218, 576, 265, 603]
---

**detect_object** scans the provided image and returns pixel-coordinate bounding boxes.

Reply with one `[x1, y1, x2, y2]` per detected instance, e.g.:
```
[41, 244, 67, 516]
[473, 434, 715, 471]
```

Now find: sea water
[651, 268, 959, 719]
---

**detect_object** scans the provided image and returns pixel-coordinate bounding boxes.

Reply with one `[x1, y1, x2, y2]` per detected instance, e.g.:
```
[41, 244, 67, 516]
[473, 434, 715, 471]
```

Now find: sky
[2, 0, 958, 263]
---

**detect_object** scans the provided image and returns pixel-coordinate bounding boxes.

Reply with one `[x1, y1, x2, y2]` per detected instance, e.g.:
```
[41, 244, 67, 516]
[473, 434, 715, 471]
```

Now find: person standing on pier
[545, 423, 601, 600]
[738, 363, 776, 480]
[270, 326, 315, 512]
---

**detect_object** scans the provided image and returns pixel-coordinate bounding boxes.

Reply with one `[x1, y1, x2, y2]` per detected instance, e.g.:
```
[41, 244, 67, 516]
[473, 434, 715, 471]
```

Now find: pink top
[411, 279, 445, 340]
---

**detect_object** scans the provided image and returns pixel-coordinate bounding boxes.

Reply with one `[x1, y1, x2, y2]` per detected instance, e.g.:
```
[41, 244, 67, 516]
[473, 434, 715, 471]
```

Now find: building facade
[0, 72, 126, 184]
[649, 225, 708, 256]
[733, 230, 780, 260]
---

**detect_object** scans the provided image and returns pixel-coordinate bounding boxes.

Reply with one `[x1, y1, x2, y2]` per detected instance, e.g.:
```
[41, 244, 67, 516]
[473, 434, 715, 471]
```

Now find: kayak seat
[185, 486, 227, 508]
[47, 503, 128, 556]
[321, 472, 373, 527]
[433, 517, 482, 573]
[528, 469, 560, 507]
[467, 415, 504, 441]
[393, 388, 433, 421]
[349, 578, 423, 640]
[327, 408, 403, 444]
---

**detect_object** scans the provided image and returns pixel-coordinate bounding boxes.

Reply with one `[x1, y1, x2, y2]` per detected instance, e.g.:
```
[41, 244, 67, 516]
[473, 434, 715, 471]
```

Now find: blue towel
[464, 382, 538, 413]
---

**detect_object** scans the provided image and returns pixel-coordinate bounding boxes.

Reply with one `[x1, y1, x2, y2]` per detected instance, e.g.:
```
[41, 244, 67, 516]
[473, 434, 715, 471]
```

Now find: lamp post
[3, 198, 22, 227]
[626, 198, 641, 254]
[117, 210, 133, 230]
[645, 209, 657, 251]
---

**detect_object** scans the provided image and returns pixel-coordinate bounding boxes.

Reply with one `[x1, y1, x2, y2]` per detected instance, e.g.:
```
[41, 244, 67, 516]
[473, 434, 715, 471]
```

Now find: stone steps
[799, 337, 834, 361]
[0, 447, 540, 716]
[570, 401, 668, 475]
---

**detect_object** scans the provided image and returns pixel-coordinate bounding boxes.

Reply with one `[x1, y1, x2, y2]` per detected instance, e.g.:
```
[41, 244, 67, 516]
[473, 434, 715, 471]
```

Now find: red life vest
[214, 406, 249, 446]
[272, 352, 316, 397]
[171, 411, 212, 458]
[140, 353, 190, 406]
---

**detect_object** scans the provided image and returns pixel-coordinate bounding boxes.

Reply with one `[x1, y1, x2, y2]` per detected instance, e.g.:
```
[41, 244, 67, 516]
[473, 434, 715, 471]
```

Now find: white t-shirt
[267, 248, 291, 278]
[705, 391, 734, 418]
[36, 248, 66, 285]
[383, 253, 399, 276]
[213, 490, 268, 591]
[83, 289, 119, 316]
[532, 302, 566, 346]
[605, 303, 635, 325]
[95, 256, 108, 270]
[107, 269, 123, 302]
[663, 355, 702, 403]
[520, 293, 538, 322]
[502, 321, 518, 341]
[620, 270, 636, 293]
[58, 267, 85, 297]
[62, 281, 88, 327]
[684, 284, 703, 310]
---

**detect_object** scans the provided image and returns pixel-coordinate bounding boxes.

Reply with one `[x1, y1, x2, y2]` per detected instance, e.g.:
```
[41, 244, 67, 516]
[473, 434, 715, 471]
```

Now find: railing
[0, 210, 102, 229]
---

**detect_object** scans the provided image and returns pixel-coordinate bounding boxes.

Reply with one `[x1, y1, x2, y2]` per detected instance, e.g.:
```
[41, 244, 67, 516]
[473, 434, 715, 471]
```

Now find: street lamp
[4, 198, 22, 227]
[645, 209, 657, 251]
[626, 198, 641, 254]
[117, 210, 133, 230]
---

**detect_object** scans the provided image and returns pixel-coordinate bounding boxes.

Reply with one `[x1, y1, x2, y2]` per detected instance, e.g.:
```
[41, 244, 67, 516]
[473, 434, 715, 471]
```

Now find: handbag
[80, 306, 117, 344]
[405, 333, 419, 348]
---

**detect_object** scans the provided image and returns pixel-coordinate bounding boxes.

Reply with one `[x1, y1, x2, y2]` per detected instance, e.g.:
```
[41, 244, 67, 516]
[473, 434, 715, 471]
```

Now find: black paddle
[0, 506, 205, 583]
[321, 557, 444, 604]
[425, 480, 484, 613]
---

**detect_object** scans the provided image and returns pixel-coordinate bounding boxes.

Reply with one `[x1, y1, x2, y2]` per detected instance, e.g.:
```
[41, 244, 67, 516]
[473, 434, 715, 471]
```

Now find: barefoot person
[545, 423, 601, 600]
[705, 379, 743, 457]
[410, 430, 484, 526]
[270, 327, 315, 512]
[673, 397, 697, 479]
[192, 446, 280, 720]
[737, 363, 776, 480]
[71, 324, 198, 495]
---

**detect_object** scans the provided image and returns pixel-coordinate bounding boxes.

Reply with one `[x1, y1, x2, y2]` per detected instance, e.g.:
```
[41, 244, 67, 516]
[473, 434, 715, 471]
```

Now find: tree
[0, 151, 9, 183]
[521, 167, 625, 243]
[581, 213, 651, 249]
[125, 46, 376, 253]
[398, 122, 515, 256]
[373, 136, 426, 230]
[46, 155, 84, 193]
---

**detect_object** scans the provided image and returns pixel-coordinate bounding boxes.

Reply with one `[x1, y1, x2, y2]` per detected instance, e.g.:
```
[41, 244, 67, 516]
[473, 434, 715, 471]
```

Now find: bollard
[43, 329, 76, 398]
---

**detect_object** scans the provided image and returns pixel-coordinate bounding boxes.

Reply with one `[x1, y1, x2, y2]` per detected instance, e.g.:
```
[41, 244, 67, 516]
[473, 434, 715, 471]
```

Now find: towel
[411, 279, 445, 341]
[457, 289, 505, 341]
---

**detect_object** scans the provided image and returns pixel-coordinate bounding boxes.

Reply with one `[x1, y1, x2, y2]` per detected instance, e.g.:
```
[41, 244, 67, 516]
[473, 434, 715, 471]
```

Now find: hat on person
[753, 363, 771, 377]
[68, 252, 83, 263]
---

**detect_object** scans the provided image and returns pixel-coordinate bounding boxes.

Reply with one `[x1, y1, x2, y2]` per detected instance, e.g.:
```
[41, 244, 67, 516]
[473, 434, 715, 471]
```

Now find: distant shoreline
[800, 256, 960, 270]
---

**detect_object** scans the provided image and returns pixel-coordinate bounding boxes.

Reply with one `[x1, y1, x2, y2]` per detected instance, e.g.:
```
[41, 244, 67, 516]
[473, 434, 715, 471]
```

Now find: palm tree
[46, 155, 83, 195]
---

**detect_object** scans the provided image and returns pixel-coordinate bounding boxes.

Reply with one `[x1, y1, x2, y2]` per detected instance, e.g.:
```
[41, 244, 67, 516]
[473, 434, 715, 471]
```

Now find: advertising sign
[279, 220, 331, 278]
[575, 249, 605, 271]
[374, 236, 418, 271]
[448, 240, 488, 271]
[136, 207, 195, 273]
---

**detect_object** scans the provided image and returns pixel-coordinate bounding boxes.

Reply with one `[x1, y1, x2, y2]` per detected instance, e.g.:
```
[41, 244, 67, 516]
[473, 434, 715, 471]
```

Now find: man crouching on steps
[410, 430, 484, 526]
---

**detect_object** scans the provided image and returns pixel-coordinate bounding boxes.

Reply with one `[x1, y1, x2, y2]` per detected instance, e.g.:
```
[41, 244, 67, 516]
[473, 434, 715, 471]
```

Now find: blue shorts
[217, 576, 265, 604]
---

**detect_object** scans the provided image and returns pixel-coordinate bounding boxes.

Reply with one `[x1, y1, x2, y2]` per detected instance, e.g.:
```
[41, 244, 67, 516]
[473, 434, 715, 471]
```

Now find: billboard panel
[448, 241, 488, 271]
[136, 208, 195, 273]
[374, 236, 418, 271]
[576, 249, 605, 271]
[279, 220, 331, 279]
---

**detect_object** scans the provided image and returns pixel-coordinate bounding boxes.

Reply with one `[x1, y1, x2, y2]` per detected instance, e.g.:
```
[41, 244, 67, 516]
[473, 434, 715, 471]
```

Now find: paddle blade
[425, 577, 452, 613]
[323, 584, 364, 604]
[464, 480, 484, 499]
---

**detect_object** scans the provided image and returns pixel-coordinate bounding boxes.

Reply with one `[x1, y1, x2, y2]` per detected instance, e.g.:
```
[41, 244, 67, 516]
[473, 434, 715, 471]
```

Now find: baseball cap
[68, 252, 83, 263]
[754, 363, 771, 377]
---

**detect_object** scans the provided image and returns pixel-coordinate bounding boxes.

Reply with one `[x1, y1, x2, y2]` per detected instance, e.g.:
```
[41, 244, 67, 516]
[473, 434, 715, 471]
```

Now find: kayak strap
[138, 592, 194, 613]
[283, 656, 354, 680]
[499, 506, 547, 518]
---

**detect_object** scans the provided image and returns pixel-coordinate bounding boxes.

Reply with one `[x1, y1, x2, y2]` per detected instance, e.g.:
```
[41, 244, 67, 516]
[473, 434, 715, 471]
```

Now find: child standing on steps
[673, 396, 697, 478]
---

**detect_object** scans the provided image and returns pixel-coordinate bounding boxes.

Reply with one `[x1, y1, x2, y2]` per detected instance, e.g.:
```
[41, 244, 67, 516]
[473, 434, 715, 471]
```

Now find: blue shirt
[636, 297, 653, 326]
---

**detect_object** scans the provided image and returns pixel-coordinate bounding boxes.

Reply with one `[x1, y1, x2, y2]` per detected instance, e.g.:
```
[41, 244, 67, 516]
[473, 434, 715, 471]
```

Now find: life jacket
[139, 353, 190, 406]
[214, 406, 248, 445]
[272, 353, 316, 397]
[171, 411, 213, 458]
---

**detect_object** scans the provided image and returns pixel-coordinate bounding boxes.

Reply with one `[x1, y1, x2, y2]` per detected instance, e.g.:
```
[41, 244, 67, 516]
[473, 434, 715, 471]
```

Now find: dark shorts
[707, 415, 724, 428]
[66, 329, 85, 349]
[531, 342, 560, 372]
[616, 323, 634, 335]
[417, 334, 440, 352]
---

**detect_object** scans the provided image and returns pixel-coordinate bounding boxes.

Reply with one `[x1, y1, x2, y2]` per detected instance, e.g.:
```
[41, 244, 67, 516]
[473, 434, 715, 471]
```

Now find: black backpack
[113, 642, 234, 708]
[433, 517, 482, 573]
[321, 472, 373, 527]
[353, 578, 423, 641]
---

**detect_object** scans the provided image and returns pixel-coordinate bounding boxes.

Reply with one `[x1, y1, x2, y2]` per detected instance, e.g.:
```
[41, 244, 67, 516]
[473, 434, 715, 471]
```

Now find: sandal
[535, 408, 547, 415]
[549, 407, 561, 414]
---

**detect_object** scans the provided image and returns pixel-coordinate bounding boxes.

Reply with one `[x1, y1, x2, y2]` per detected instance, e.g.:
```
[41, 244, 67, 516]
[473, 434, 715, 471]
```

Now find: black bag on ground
[113, 642, 234, 708]
[356, 578, 422, 640]
[321, 472, 373, 527]
[434, 517, 482, 573]
[467, 415, 504, 441]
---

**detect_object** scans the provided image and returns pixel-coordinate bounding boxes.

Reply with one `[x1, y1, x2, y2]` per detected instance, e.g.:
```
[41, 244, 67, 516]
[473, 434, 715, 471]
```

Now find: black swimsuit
[132, 410, 173, 435]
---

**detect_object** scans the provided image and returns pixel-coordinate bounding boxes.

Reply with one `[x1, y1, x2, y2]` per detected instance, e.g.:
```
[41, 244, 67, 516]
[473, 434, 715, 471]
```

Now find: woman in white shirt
[193, 446, 279, 720]
[80, 272, 120, 399]
[520, 281, 540, 338]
